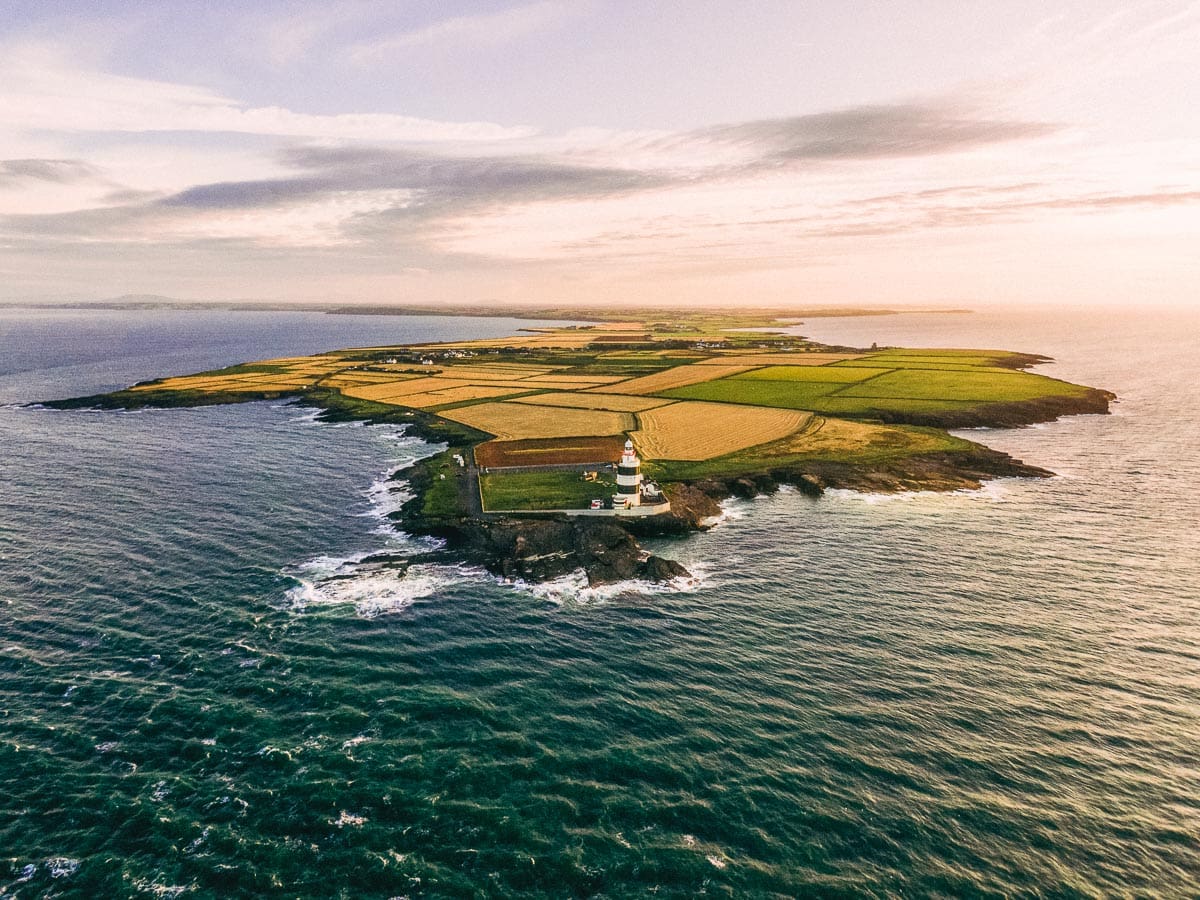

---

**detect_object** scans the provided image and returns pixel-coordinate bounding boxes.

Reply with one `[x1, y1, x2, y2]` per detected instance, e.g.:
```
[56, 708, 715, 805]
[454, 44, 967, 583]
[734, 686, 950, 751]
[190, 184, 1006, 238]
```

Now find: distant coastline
[2, 295, 970, 322]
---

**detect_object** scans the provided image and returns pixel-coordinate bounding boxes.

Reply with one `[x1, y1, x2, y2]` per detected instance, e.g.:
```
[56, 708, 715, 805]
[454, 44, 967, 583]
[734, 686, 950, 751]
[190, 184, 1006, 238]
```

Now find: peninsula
[46, 312, 1114, 585]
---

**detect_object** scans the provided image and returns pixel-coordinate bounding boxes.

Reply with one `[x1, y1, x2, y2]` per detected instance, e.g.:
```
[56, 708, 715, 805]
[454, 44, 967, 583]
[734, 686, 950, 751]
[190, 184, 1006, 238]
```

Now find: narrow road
[457, 447, 483, 516]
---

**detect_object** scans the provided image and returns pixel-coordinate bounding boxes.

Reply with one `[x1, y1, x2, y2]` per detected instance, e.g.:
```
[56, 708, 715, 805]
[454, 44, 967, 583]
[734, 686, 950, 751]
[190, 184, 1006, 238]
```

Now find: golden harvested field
[341, 378, 476, 402]
[588, 321, 648, 331]
[137, 377, 312, 393]
[235, 373, 321, 384]
[439, 402, 634, 440]
[134, 373, 315, 392]
[321, 371, 421, 385]
[430, 367, 550, 381]
[389, 385, 530, 408]
[523, 374, 628, 385]
[751, 416, 948, 458]
[600, 364, 758, 395]
[512, 392, 675, 412]
[632, 402, 810, 460]
[473, 362, 571, 372]
[214, 381, 314, 392]
[696, 353, 863, 366]
[257, 356, 328, 365]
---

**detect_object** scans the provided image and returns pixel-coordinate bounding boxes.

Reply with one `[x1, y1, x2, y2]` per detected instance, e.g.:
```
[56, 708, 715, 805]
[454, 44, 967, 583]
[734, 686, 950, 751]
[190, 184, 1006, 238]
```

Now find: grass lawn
[480, 470, 615, 511]
[420, 452, 462, 519]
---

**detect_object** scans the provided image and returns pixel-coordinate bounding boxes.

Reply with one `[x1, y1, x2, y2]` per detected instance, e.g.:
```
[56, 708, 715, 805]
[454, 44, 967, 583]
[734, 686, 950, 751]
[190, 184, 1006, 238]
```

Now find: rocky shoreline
[390, 442, 1055, 588]
[40, 378, 1113, 589]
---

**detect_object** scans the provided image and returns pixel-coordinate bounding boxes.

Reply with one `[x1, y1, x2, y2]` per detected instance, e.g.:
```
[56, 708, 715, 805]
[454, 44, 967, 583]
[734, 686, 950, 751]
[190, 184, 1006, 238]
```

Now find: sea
[1, 305, 1197, 898]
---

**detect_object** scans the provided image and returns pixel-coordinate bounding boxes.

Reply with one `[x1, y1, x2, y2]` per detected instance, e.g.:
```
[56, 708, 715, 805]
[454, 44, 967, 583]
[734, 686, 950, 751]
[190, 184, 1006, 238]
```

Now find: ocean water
[1, 305, 1198, 898]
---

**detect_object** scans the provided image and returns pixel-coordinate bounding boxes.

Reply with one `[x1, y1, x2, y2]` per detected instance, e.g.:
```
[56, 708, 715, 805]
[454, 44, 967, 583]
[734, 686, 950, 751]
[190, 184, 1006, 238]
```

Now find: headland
[43, 310, 1114, 586]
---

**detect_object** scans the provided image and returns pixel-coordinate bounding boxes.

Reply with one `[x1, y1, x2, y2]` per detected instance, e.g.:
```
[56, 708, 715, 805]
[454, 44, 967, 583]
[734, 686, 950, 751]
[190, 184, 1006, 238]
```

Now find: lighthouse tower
[615, 439, 642, 507]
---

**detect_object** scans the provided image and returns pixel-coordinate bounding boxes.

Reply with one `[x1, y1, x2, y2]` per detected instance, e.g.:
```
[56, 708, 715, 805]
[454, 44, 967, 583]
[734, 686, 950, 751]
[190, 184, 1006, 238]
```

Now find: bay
[1, 305, 1197, 897]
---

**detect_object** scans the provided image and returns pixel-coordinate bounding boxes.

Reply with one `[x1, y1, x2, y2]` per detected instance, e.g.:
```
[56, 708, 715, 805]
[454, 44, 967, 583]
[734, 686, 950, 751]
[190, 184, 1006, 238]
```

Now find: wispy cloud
[347, 1, 570, 64]
[0, 96, 1072, 256]
[691, 103, 1062, 167]
[0, 41, 533, 143]
[0, 158, 99, 186]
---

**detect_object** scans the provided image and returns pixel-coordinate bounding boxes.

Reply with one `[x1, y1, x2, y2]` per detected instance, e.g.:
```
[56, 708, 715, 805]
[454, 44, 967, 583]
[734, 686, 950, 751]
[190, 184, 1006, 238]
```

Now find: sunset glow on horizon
[1, 0, 1197, 310]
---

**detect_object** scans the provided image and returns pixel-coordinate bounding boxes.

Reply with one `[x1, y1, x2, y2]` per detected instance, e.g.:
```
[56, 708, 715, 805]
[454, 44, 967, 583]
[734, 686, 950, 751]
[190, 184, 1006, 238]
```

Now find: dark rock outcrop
[450, 516, 690, 586]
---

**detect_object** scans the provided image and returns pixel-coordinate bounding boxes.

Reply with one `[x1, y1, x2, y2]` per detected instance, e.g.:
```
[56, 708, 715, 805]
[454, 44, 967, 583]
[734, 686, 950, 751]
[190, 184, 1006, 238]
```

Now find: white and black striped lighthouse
[614, 438, 642, 507]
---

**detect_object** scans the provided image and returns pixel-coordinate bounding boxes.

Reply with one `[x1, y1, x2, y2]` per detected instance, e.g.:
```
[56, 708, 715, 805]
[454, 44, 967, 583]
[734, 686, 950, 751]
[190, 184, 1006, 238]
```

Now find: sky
[1, 0, 1197, 309]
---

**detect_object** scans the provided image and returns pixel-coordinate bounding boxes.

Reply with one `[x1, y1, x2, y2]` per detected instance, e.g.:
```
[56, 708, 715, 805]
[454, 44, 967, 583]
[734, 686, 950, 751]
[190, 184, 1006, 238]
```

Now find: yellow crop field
[135, 373, 318, 391]
[751, 416, 947, 458]
[390, 385, 529, 408]
[322, 371, 421, 385]
[523, 374, 627, 385]
[131, 377, 231, 391]
[632, 402, 810, 460]
[600, 364, 758, 395]
[431, 367, 548, 381]
[512, 392, 676, 412]
[341, 378, 476, 402]
[218, 381, 314, 392]
[257, 356, 327, 365]
[471, 362, 570, 372]
[138, 376, 312, 393]
[589, 321, 647, 331]
[439, 402, 634, 440]
[235, 373, 320, 384]
[696, 353, 862, 366]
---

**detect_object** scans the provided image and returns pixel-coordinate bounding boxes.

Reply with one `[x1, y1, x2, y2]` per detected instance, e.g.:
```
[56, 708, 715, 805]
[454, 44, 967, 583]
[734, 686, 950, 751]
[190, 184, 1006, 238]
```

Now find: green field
[870, 348, 1018, 359]
[833, 358, 997, 371]
[419, 453, 462, 519]
[838, 368, 1084, 402]
[802, 396, 983, 416]
[736, 365, 891, 383]
[660, 379, 840, 409]
[658, 361, 1079, 416]
[480, 470, 614, 511]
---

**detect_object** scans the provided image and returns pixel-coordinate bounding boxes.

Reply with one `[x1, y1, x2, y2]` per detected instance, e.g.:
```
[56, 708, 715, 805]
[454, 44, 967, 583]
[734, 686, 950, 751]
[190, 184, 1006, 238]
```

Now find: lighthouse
[614, 438, 642, 508]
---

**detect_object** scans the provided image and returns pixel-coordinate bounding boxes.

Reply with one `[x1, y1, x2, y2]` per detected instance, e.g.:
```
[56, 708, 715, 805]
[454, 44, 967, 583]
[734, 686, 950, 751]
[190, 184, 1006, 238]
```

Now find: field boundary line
[826, 367, 898, 396]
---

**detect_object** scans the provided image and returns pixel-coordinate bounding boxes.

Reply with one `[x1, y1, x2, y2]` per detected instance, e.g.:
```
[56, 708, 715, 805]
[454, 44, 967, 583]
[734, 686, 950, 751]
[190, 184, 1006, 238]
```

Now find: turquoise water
[1, 307, 1198, 897]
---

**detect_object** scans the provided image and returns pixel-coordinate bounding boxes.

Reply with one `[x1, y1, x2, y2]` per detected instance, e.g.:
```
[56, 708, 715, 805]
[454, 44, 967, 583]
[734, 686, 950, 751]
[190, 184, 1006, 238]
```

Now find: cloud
[0, 95, 1077, 261]
[1020, 189, 1200, 211]
[0, 158, 99, 186]
[0, 41, 533, 143]
[687, 102, 1062, 167]
[153, 100, 1061, 217]
[347, 1, 570, 63]
[154, 145, 662, 216]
